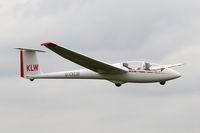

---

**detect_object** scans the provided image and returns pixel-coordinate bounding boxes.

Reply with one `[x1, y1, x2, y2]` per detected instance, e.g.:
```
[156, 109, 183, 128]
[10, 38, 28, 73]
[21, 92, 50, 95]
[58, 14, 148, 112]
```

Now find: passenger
[123, 63, 132, 69]
[144, 62, 151, 70]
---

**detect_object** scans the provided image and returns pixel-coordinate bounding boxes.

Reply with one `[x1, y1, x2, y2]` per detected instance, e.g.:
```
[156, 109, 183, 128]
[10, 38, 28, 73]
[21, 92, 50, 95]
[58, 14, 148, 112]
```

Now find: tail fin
[15, 48, 45, 79]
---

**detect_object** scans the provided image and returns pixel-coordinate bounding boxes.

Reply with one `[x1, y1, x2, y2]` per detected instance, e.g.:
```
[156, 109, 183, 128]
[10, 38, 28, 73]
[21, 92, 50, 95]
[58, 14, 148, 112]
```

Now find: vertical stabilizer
[16, 48, 45, 79]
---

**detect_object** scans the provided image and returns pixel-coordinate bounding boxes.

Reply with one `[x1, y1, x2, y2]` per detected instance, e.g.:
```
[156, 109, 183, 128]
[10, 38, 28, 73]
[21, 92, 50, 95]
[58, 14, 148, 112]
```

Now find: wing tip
[41, 42, 57, 46]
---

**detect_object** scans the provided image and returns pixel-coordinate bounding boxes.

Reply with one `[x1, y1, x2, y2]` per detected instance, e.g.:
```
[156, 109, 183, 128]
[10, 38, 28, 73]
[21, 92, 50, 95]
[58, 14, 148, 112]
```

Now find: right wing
[164, 63, 184, 68]
[150, 63, 184, 71]
[41, 42, 127, 74]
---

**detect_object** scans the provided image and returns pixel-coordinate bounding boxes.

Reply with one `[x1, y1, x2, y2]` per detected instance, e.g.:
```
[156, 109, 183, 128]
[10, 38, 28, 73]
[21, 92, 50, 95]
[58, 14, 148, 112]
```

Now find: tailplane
[15, 48, 45, 80]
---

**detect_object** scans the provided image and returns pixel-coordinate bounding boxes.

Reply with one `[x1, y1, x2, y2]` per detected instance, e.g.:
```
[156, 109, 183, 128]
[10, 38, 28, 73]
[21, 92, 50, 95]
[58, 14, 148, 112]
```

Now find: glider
[16, 42, 183, 87]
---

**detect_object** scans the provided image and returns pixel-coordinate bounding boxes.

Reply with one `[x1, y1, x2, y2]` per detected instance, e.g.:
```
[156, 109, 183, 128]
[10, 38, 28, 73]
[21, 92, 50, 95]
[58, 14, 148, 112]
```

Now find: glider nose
[172, 70, 181, 79]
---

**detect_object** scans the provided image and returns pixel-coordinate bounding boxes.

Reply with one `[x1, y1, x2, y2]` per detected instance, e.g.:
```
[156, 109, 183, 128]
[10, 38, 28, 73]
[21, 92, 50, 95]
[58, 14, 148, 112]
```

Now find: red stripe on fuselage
[129, 70, 158, 74]
[20, 49, 24, 77]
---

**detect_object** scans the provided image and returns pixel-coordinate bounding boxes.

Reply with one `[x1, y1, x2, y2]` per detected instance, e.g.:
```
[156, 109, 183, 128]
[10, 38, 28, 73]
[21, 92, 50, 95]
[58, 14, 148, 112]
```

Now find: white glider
[16, 42, 183, 87]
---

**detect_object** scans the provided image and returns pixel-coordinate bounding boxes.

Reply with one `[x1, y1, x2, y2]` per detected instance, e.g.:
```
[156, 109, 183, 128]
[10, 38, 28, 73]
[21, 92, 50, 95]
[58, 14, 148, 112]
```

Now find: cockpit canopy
[122, 61, 159, 71]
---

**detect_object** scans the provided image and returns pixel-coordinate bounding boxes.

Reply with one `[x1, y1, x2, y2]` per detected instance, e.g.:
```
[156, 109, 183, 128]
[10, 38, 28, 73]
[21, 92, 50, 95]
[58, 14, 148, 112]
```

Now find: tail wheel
[115, 83, 122, 87]
[160, 81, 166, 85]
[30, 79, 34, 82]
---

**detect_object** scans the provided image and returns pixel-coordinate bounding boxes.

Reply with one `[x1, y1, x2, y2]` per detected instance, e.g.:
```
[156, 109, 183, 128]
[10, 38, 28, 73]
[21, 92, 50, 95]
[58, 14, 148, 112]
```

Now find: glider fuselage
[30, 62, 181, 84]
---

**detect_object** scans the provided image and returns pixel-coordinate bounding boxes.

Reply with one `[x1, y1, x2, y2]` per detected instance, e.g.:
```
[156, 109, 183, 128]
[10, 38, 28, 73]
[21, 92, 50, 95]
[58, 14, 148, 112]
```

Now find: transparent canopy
[122, 61, 160, 70]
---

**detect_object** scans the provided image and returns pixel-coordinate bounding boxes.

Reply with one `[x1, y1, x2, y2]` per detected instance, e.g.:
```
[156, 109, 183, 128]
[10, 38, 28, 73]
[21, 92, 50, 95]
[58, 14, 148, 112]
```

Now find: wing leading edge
[41, 42, 127, 74]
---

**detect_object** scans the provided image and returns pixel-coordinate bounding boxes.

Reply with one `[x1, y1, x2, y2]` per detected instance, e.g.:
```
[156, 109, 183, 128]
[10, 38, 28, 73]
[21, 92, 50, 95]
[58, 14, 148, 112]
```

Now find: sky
[0, 0, 200, 132]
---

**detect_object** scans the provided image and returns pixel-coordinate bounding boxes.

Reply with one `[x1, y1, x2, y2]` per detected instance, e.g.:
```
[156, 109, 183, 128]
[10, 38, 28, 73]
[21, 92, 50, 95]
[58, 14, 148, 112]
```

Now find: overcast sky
[0, 0, 200, 133]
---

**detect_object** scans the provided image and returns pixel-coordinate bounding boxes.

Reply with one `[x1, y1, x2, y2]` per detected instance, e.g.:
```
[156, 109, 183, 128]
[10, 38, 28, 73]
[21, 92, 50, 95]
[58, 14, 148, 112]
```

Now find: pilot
[144, 62, 151, 70]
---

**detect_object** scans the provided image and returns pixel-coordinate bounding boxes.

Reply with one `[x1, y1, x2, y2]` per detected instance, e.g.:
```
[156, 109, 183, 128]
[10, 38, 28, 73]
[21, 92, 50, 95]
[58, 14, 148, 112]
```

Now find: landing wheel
[30, 79, 34, 82]
[160, 81, 166, 85]
[115, 83, 122, 87]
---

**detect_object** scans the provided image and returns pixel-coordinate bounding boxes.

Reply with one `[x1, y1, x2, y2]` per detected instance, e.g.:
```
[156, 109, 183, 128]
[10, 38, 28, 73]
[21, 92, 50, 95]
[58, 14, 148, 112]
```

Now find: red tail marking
[20, 49, 24, 77]
[27, 64, 39, 72]
[33, 64, 39, 71]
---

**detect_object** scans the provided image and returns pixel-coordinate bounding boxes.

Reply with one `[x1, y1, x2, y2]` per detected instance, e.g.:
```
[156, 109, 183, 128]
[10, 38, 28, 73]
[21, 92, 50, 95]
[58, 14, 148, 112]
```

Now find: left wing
[41, 42, 127, 74]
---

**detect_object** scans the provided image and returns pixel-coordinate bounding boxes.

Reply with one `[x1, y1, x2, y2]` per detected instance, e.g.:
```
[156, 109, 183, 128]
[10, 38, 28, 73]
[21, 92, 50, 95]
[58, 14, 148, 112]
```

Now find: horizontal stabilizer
[15, 48, 45, 52]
